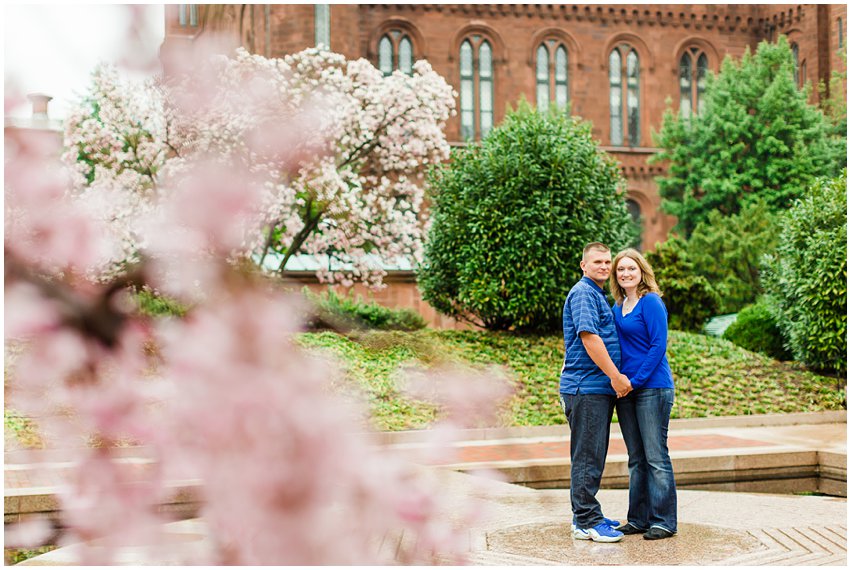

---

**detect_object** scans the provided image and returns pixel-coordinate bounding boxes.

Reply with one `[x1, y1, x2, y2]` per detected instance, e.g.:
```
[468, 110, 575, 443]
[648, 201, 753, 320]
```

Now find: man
[560, 242, 632, 543]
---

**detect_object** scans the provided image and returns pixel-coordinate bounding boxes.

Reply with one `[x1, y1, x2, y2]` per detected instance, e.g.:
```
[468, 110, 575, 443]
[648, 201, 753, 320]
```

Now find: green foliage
[5, 547, 57, 566]
[295, 329, 845, 430]
[653, 36, 846, 236]
[419, 101, 636, 332]
[305, 288, 426, 332]
[723, 297, 792, 361]
[666, 331, 844, 417]
[818, 46, 847, 136]
[644, 237, 720, 331]
[685, 199, 780, 313]
[134, 288, 187, 317]
[4, 408, 43, 448]
[762, 173, 847, 375]
[296, 331, 439, 430]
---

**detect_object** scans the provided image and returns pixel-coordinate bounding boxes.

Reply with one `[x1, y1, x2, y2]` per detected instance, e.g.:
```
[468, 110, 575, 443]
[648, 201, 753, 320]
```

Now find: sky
[4, 3, 165, 120]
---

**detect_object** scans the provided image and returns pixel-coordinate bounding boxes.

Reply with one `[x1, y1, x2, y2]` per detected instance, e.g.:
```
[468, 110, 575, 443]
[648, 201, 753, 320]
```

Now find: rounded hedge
[761, 173, 847, 375]
[722, 297, 792, 361]
[418, 102, 636, 332]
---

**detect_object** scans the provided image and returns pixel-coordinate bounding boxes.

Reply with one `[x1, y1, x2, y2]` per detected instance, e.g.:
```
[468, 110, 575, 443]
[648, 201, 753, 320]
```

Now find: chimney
[27, 93, 52, 119]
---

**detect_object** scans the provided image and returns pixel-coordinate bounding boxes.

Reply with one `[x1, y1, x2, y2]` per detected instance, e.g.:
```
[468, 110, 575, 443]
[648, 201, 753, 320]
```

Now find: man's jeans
[615, 388, 678, 533]
[560, 392, 616, 529]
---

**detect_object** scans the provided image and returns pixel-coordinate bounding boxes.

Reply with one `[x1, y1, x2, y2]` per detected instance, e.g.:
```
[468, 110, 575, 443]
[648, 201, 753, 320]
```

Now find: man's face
[580, 249, 612, 286]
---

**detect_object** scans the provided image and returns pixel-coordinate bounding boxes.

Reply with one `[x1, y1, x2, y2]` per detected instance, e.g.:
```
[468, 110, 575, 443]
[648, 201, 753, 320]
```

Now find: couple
[559, 242, 677, 543]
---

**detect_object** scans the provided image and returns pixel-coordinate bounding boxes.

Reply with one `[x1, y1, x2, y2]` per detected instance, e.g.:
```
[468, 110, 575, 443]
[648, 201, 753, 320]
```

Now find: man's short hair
[583, 242, 610, 260]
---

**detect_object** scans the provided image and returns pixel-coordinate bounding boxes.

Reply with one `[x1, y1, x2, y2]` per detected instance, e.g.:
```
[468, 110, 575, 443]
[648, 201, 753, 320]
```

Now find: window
[679, 48, 709, 119]
[460, 36, 494, 141]
[626, 199, 643, 250]
[377, 31, 414, 76]
[178, 5, 198, 27]
[315, 5, 330, 48]
[536, 41, 569, 112]
[840, 18, 844, 49]
[609, 44, 640, 146]
[791, 42, 800, 86]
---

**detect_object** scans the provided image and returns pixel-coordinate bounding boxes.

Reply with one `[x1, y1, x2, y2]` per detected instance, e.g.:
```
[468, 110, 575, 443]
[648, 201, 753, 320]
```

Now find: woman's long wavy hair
[610, 248, 663, 306]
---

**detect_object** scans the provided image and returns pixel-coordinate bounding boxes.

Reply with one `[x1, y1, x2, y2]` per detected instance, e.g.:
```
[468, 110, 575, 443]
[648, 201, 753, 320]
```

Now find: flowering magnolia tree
[5, 32, 506, 565]
[62, 46, 456, 288]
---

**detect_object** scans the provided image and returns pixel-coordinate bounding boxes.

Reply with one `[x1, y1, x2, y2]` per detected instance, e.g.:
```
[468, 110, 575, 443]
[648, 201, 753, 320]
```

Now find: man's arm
[580, 331, 633, 397]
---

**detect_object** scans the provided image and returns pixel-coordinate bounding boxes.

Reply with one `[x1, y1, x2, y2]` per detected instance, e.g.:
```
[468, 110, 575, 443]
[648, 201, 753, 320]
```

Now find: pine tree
[652, 36, 846, 236]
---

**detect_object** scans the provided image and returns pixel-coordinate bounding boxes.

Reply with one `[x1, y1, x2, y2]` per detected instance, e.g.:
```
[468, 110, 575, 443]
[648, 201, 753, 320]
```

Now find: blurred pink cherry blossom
[5, 23, 505, 566]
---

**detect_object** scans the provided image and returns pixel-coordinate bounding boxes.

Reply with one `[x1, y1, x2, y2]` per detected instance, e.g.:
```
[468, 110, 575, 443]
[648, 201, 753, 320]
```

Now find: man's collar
[581, 276, 607, 295]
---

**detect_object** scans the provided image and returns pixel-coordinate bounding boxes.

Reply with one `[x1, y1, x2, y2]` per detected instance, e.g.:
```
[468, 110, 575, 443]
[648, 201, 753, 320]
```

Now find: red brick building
[162, 4, 846, 325]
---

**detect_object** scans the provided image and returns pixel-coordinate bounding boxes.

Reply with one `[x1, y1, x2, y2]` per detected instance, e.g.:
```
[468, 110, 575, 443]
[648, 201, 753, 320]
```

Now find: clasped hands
[611, 373, 633, 398]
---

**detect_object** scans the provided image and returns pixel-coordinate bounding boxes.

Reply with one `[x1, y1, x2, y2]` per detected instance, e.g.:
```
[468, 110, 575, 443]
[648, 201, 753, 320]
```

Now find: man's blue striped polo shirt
[560, 276, 620, 395]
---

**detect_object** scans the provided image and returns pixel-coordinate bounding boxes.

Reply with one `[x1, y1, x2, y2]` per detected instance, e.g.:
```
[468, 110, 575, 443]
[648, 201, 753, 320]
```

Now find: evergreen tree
[652, 36, 846, 236]
[685, 199, 780, 314]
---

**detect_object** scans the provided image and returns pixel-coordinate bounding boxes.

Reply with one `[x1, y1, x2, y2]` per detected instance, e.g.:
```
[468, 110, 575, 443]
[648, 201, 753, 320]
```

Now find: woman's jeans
[560, 392, 616, 529]
[615, 388, 677, 533]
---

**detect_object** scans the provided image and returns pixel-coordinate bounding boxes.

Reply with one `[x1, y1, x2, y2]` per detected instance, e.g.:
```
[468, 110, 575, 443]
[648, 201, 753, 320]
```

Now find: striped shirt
[560, 276, 620, 395]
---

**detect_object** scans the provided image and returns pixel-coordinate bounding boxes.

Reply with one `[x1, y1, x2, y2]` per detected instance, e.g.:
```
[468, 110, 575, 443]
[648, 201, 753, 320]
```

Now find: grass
[5, 329, 845, 443]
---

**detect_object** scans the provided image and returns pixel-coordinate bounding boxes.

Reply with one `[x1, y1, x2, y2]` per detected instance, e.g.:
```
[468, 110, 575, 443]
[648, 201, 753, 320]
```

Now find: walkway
[6, 410, 847, 565]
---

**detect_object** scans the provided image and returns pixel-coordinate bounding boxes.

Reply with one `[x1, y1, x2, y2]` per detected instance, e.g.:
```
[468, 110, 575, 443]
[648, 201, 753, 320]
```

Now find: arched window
[679, 48, 709, 119]
[839, 18, 844, 49]
[536, 41, 569, 113]
[791, 42, 800, 86]
[609, 44, 640, 146]
[626, 199, 643, 250]
[377, 31, 414, 76]
[460, 36, 495, 141]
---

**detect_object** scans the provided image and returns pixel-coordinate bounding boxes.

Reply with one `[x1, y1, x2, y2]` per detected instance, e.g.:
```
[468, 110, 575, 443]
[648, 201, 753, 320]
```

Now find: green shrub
[762, 173, 847, 375]
[306, 289, 426, 332]
[686, 199, 780, 313]
[418, 101, 636, 332]
[134, 288, 187, 317]
[723, 298, 792, 360]
[653, 35, 846, 237]
[644, 237, 720, 332]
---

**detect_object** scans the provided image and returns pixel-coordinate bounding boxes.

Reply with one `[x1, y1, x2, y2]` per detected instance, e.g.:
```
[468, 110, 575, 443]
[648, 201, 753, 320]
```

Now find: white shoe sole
[588, 529, 624, 543]
[573, 529, 591, 540]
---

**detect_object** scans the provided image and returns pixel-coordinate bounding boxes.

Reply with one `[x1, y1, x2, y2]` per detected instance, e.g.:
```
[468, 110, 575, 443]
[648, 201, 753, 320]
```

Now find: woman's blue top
[612, 292, 675, 390]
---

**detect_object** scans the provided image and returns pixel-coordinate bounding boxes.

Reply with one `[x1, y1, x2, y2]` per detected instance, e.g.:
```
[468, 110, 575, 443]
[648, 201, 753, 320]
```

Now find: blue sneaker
[572, 517, 622, 540]
[587, 522, 624, 543]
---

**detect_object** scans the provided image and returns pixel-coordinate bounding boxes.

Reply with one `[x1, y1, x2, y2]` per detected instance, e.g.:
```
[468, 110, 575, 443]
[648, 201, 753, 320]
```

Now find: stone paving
[6, 410, 847, 565]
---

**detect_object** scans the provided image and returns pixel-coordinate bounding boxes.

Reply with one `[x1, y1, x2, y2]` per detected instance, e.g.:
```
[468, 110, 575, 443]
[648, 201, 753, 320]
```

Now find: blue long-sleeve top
[612, 292, 674, 390]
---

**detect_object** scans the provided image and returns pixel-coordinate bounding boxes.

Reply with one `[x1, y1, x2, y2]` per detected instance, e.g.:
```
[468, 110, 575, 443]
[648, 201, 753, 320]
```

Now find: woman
[609, 248, 677, 540]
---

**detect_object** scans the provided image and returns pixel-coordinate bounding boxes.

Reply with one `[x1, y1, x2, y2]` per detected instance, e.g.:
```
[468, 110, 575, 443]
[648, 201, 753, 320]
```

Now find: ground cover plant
[295, 329, 845, 430]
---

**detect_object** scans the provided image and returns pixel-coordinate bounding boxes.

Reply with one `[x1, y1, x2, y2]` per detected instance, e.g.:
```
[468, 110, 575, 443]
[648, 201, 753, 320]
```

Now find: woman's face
[616, 256, 642, 291]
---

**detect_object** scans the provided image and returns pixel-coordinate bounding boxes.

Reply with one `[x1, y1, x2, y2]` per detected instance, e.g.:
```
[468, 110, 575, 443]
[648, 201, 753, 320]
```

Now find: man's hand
[611, 373, 632, 398]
